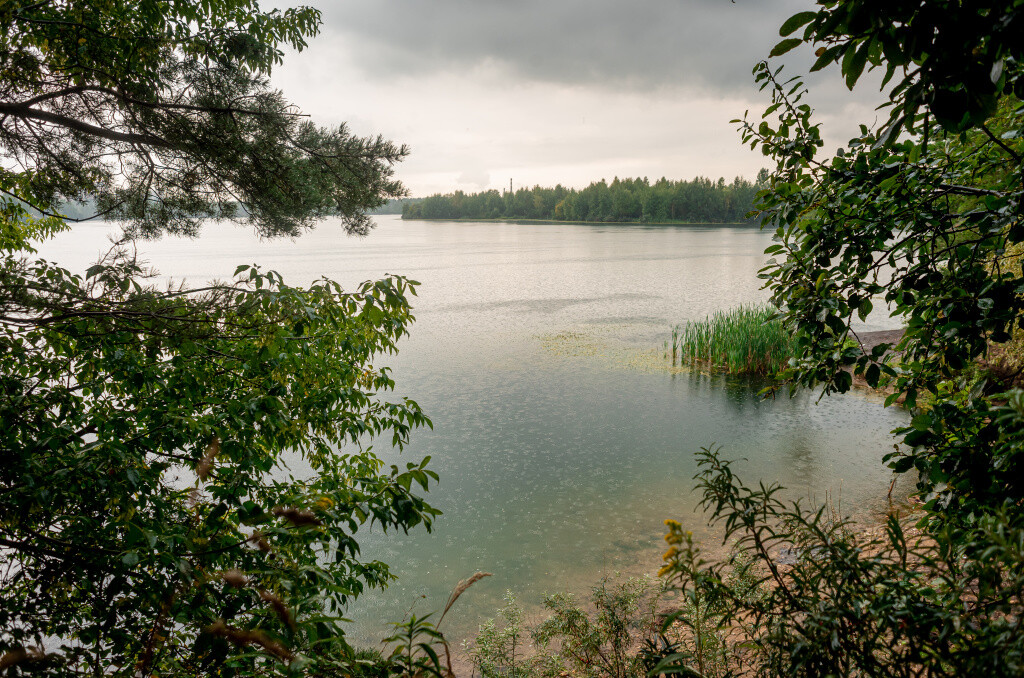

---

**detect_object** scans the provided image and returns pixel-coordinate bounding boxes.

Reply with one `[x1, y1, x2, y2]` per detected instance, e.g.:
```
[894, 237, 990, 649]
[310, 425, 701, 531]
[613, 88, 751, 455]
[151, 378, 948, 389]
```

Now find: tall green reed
[670, 305, 794, 376]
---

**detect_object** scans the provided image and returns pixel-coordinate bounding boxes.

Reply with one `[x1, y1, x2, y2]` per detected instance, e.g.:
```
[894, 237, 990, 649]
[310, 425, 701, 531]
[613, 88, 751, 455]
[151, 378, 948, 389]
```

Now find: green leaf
[904, 429, 930, 446]
[843, 41, 871, 90]
[810, 45, 843, 72]
[770, 38, 804, 58]
[890, 456, 915, 473]
[865, 363, 880, 387]
[779, 11, 817, 37]
[857, 298, 873, 322]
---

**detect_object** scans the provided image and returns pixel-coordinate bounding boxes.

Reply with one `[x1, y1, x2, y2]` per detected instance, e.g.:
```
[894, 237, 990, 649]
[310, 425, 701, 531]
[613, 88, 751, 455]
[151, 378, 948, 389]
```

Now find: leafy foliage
[465, 578, 664, 678]
[464, 591, 531, 678]
[743, 0, 1024, 519]
[654, 448, 1024, 677]
[770, 0, 1024, 137]
[0, 0, 407, 238]
[531, 577, 663, 678]
[646, 2, 1024, 676]
[0, 1, 435, 675]
[0, 249, 440, 674]
[650, 550, 763, 678]
[382, 614, 447, 678]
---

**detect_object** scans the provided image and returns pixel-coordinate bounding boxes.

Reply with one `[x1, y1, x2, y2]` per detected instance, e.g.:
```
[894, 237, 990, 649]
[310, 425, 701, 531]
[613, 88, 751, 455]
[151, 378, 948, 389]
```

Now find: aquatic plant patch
[671, 305, 794, 377]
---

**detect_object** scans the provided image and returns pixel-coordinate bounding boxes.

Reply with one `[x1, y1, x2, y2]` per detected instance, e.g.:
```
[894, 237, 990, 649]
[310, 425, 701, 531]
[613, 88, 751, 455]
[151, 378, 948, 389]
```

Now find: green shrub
[464, 591, 531, 678]
[466, 578, 664, 678]
[531, 577, 663, 678]
[381, 614, 447, 678]
[653, 447, 1024, 677]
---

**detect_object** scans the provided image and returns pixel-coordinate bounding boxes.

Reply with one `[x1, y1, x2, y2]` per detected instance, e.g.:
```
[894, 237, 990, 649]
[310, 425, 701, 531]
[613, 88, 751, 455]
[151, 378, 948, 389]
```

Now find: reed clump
[670, 305, 794, 376]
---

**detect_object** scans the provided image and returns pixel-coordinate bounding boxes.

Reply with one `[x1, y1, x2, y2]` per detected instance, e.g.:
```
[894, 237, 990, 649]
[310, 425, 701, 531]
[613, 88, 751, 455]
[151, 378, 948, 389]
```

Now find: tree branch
[18, 84, 294, 118]
[0, 101, 172, 148]
[980, 123, 1022, 163]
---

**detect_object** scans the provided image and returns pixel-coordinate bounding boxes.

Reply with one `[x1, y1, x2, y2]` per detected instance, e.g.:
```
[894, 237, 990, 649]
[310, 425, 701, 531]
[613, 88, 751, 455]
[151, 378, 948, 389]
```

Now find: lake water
[36, 215, 908, 648]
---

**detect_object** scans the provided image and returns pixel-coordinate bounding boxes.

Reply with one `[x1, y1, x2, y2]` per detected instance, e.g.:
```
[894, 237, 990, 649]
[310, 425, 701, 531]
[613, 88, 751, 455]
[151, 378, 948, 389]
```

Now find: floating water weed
[671, 305, 794, 377]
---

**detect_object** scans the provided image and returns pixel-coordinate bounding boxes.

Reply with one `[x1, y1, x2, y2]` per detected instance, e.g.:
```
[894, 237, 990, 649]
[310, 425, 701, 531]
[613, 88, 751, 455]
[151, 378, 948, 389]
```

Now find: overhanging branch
[0, 100, 172, 148]
[18, 85, 292, 118]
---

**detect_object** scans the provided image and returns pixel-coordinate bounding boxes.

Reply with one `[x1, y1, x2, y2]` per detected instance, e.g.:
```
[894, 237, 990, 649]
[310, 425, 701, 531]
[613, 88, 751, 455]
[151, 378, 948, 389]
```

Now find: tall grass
[670, 304, 794, 376]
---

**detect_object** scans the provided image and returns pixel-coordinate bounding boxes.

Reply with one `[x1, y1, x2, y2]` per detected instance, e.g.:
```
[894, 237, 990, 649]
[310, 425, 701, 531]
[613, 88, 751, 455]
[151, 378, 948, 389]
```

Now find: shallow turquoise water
[36, 215, 908, 647]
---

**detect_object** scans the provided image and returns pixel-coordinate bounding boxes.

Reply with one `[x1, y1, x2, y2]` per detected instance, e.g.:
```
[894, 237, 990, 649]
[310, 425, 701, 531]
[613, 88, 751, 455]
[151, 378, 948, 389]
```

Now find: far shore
[399, 216, 761, 226]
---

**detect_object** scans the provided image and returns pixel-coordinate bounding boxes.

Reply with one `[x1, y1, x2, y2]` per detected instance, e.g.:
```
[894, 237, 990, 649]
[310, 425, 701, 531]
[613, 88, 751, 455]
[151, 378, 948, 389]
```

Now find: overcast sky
[269, 0, 886, 197]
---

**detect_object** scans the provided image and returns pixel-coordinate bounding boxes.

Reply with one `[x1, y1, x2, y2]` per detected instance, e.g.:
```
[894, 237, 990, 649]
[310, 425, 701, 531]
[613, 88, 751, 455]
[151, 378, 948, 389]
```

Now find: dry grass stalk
[272, 506, 323, 527]
[221, 569, 249, 588]
[437, 572, 492, 678]
[0, 647, 46, 670]
[438, 571, 492, 627]
[196, 435, 221, 481]
[260, 589, 295, 630]
[206, 619, 293, 661]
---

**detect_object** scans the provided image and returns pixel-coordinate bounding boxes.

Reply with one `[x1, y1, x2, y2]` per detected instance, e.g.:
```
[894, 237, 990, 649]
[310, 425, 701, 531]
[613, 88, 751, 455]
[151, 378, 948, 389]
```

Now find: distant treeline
[367, 198, 421, 215]
[402, 175, 766, 224]
[23, 198, 100, 220]
[29, 197, 413, 220]
[54, 199, 98, 220]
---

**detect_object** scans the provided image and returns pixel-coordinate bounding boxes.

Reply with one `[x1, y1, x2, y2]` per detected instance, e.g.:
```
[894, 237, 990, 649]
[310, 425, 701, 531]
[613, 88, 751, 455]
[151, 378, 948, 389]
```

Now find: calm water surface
[37, 215, 908, 646]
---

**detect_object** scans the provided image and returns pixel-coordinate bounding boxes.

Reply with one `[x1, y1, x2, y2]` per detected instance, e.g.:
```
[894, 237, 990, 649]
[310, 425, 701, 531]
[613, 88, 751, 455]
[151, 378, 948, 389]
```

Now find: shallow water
[36, 215, 908, 647]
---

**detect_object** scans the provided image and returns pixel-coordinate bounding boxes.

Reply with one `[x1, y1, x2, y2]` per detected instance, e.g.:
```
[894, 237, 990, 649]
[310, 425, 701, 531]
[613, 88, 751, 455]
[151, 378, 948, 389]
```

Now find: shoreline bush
[652, 447, 1024, 677]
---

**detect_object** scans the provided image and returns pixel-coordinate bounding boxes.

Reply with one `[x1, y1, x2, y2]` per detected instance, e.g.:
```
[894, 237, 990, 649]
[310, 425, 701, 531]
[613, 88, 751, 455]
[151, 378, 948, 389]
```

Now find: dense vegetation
[0, 1, 431, 676]
[463, 579, 665, 678]
[401, 175, 764, 224]
[670, 305, 794, 377]
[654, 0, 1024, 675]
[658, 448, 1024, 677]
[4, 0, 1024, 675]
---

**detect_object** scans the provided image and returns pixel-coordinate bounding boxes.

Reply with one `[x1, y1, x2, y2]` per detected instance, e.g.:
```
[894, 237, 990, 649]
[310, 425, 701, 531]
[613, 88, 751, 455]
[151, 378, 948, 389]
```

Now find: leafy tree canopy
[1, 2, 435, 675]
[749, 0, 1024, 520]
[0, 0, 407, 239]
[644, 4, 1024, 676]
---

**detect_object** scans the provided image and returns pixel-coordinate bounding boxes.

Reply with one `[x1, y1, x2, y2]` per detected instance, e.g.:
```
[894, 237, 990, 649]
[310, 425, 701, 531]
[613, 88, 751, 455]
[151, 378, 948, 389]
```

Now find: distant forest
[402, 174, 767, 224]
[367, 198, 420, 215]
[34, 197, 413, 220]
[39, 178, 764, 224]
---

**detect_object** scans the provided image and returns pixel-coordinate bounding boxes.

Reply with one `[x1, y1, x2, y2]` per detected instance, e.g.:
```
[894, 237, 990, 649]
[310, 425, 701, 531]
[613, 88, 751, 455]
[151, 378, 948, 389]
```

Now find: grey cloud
[321, 0, 817, 94]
